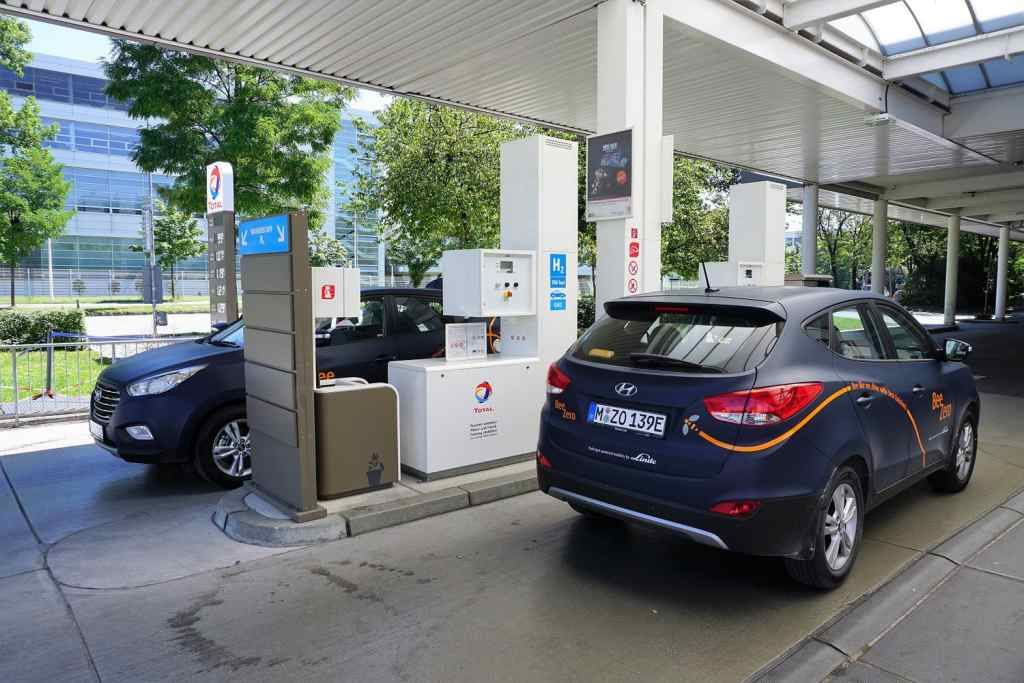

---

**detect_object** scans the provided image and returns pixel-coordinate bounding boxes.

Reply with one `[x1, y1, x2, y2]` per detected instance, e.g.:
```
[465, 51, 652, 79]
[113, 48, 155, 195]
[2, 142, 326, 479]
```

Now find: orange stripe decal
[687, 383, 927, 460]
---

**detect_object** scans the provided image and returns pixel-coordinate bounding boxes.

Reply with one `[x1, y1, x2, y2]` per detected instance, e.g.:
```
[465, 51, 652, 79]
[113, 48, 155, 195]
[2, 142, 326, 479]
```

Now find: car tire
[785, 465, 864, 590]
[928, 415, 976, 493]
[194, 404, 251, 489]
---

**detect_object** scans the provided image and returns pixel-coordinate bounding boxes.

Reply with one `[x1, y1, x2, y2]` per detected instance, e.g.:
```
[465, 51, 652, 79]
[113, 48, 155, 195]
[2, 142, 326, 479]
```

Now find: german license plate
[89, 420, 104, 440]
[587, 402, 666, 437]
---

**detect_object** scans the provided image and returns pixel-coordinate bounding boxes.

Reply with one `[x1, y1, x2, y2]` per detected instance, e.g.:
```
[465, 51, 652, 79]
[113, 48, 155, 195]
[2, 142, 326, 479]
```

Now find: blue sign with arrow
[239, 214, 290, 255]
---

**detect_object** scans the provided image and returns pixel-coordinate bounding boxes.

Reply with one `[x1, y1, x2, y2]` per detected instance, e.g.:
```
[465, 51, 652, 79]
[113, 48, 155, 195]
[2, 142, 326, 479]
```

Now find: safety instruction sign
[549, 252, 567, 312]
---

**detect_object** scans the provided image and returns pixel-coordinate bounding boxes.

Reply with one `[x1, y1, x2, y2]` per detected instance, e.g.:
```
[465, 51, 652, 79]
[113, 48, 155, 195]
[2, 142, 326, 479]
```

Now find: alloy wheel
[822, 482, 858, 572]
[955, 422, 974, 481]
[212, 418, 251, 479]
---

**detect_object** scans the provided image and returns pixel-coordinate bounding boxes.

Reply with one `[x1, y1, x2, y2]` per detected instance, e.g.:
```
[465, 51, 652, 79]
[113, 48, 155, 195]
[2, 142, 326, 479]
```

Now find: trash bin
[314, 381, 399, 499]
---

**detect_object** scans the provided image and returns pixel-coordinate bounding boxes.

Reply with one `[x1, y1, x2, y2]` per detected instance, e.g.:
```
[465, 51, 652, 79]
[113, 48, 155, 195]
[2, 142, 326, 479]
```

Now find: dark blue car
[537, 287, 978, 588]
[90, 288, 451, 488]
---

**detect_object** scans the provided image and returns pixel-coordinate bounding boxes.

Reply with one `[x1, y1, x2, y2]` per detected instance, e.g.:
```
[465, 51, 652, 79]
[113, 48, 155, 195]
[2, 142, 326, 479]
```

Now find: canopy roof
[1, 0, 1020, 239]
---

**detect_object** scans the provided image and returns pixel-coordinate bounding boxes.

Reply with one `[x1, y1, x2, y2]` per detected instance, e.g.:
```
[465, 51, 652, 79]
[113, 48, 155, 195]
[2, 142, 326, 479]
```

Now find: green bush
[578, 295, 595, 337]
[0, 309, 86, 345]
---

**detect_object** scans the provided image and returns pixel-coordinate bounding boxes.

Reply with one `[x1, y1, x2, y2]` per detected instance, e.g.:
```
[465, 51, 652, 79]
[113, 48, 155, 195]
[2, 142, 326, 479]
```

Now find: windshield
[208, 319, 244, 347]
[573, 303, 783, 374]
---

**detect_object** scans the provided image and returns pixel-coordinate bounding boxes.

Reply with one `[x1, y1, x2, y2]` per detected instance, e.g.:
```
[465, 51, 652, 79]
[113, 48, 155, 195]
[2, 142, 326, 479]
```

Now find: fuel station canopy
[7, 0, 1022, 253]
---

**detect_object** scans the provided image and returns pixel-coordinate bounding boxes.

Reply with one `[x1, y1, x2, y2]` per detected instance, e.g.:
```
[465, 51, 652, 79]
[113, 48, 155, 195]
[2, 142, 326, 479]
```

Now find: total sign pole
[206, 162, 238, 324]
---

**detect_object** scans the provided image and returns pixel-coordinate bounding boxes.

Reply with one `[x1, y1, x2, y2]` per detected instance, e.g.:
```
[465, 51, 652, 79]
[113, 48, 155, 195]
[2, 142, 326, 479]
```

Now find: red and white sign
[628, 260, 639, 276]
[312, 266, 360, 318]
[630, 227, 638, 239]
[629, 241, 640, 258]
[320, 284, 336, 300]
[205, 161, 234, 213]
[627, 278, 638, 294]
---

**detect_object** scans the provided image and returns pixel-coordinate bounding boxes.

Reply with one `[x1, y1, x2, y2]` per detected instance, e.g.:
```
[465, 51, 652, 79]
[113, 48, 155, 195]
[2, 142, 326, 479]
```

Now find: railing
[0, 335, 202, 427]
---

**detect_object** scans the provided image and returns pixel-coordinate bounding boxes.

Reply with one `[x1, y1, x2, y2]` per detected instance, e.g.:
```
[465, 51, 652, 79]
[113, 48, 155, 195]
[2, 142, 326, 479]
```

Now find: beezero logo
[474, 381, 493, 404]
[205, 161, 234, 213]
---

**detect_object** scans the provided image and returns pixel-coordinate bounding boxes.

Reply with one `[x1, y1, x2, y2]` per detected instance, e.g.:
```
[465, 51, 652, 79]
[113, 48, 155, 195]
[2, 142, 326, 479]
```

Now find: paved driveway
[0, 318, 1022, 682]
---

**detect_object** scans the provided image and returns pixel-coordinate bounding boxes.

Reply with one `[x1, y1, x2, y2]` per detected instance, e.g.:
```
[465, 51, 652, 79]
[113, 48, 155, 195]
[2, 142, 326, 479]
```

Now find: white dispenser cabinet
[390, 135, 578, 478]
[441, 249, 536, 317]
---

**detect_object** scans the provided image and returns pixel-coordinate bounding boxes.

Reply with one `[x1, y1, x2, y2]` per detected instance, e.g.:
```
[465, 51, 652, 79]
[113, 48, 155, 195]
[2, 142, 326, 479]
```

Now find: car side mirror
[943, 338, 972, 362]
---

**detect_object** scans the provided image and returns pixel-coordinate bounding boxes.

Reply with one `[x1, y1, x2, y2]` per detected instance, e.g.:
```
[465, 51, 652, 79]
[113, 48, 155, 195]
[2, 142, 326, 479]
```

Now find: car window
[804, 313, 830, 348]
[209, 319, 244, 347]
[328, 296, 385, 346]
[832, 306, 883, 360]
[393, 296, 444, 335]
[876, 306, 932, 360]
[573, 302, 782, 373]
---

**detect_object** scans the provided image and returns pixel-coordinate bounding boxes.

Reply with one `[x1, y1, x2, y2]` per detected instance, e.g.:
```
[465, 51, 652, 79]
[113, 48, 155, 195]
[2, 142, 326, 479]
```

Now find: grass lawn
[0, 347, 107, 402]
[12, 295, 207, 305]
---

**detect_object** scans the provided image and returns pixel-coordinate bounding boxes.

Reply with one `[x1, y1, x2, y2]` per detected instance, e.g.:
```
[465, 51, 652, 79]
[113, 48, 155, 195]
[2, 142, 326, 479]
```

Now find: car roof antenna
[701, 261, 719, 294]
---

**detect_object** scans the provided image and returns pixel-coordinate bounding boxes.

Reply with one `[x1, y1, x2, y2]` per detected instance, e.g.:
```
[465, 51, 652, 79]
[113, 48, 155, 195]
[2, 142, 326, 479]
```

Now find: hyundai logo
[614, 382, 638, 397]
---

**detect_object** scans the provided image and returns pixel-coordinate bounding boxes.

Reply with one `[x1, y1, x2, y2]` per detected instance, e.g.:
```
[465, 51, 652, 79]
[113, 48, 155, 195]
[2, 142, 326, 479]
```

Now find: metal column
[802, 184, 818, 275]
[995, 224, 1009, 320]
[870, 198, 888, 295]
[944, 211, 961, 327]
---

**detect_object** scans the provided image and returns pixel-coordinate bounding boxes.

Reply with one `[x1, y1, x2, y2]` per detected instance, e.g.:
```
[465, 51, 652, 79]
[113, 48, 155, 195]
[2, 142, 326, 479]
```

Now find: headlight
[127, 365, 206, 397]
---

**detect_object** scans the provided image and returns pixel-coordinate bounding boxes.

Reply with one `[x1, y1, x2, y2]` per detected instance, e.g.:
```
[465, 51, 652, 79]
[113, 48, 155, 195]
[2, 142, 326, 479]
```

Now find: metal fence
[0, 335, 202, 427]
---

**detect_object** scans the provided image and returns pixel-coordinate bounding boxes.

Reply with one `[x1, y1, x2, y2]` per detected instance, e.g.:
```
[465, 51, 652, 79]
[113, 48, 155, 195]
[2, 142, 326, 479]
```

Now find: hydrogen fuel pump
[389, 135, 578, 478]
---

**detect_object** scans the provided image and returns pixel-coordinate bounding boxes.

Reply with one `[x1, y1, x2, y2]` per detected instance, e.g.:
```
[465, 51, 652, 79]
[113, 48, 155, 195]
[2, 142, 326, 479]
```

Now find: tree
[0, 19, 73, 307]
[346, 100, 524, 277]
[104, 43, 354, 227]
[385, 230, 443, 287]
[660, 158, 736, 279]
[130, 200, 205, 299]
[308, 226, 348, 267]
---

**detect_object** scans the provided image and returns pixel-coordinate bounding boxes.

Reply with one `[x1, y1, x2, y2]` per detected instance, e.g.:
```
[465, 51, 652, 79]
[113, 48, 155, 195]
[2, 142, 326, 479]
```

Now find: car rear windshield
[572, 302, 784, 374]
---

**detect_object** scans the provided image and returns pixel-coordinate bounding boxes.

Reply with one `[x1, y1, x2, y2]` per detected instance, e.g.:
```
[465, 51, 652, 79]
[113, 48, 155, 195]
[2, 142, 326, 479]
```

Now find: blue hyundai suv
[537, 287, 978, 588]
[91, 288, 455, 488]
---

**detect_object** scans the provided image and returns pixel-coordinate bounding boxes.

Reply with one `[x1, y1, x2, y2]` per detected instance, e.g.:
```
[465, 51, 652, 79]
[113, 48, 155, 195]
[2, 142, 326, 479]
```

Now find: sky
[24, 19, 391, 112]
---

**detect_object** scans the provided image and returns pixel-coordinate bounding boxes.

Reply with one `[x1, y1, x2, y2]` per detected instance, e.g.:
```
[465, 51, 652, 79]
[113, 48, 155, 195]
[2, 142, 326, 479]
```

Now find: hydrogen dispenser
[388, 135, 578, 478]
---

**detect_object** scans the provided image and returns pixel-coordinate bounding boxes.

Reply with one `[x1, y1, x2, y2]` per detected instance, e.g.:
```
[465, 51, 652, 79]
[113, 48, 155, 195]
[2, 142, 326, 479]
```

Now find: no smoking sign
[627, 278, 638, 294]
[628, 260, 639, 276]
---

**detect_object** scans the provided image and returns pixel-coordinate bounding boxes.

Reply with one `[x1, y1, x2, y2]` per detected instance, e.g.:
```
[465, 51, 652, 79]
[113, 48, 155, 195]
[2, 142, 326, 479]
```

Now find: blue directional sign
[239, 214, 290, 255]
[549, 252, 567, 289]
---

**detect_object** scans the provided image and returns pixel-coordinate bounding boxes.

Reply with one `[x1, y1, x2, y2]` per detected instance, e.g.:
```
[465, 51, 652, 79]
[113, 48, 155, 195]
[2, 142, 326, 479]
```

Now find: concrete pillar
[995, 224, 1009, 320]
[594, 0, 664, 312]
[801, 184, 818, 276]
[871, 198, 888, 295]
[944, 211, 961, 326]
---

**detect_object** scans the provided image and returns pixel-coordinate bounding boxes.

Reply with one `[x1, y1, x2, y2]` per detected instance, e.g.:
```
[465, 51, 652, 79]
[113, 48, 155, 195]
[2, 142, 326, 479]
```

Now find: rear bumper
[538, 466, 820, 558]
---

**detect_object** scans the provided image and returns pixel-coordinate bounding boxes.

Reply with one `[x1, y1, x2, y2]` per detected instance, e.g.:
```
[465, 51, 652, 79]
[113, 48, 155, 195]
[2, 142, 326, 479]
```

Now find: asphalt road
[0, 316, 1022, 682]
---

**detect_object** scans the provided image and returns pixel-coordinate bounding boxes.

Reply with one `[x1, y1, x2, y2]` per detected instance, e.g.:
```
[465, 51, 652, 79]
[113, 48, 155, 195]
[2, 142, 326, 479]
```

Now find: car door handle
[912, 385, 927, 395]
[856, 394, 876, 406]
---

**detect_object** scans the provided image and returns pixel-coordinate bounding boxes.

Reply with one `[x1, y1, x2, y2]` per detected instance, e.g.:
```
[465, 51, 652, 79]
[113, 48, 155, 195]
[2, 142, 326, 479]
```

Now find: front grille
[91, 382, 120, 425]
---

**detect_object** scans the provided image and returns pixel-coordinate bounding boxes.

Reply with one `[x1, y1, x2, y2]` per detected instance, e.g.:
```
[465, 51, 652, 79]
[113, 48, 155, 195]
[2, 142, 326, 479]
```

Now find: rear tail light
[547, 363, 571, 395]
[709, 500, 761, 518]
[703, 382, 823, 426]
[537, 451, 553, 470]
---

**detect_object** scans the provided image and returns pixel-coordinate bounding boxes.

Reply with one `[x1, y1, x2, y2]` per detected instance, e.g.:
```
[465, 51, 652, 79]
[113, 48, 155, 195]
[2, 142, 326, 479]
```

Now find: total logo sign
[473, 381, 495, 413]
[205, 161, 234, 213]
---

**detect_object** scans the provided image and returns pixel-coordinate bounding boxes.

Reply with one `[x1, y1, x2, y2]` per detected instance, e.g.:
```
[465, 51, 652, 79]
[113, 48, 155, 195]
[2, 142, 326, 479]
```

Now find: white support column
[944, 211, 961, 326]
[871, 198, 888, 295]
[995, 224, 1009, 320]
[802, 184, 818, 275]
[594, 0, 664, 313]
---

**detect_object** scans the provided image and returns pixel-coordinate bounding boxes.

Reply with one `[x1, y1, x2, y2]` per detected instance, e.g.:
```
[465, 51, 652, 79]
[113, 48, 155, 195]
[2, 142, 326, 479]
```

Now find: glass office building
[0, 54, 384, 291]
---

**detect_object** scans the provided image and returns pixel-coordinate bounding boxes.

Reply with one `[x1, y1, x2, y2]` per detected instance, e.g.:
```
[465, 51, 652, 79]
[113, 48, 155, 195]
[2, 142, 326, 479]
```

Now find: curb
[215, 470, 539, 547]
[752, 489, 1024, 682]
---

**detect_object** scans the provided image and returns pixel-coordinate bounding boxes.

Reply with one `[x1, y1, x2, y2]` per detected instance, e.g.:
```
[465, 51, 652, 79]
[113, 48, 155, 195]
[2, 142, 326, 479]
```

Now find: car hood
[99, 339, 240, 386]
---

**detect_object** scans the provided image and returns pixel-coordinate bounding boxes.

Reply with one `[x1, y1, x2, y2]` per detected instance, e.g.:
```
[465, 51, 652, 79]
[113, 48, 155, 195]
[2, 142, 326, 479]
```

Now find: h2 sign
[549, 252, 567, 312]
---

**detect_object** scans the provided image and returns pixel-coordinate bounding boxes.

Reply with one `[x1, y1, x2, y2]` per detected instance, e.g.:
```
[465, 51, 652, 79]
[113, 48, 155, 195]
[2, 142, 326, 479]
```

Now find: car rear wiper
[628, 352, 722, 373]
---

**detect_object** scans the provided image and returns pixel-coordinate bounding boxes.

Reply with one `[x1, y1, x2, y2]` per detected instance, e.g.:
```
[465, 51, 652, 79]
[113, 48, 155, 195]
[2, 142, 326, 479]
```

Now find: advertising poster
[586, 129, 633, 220]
